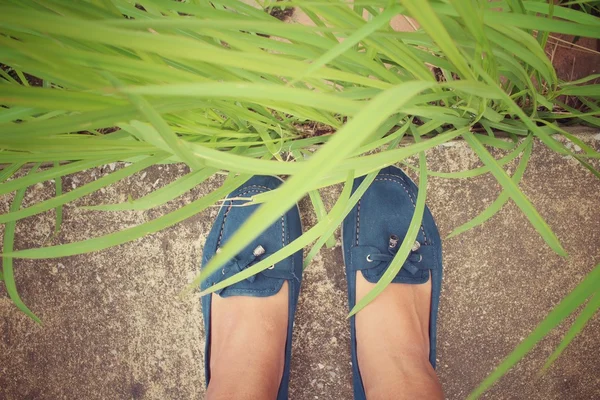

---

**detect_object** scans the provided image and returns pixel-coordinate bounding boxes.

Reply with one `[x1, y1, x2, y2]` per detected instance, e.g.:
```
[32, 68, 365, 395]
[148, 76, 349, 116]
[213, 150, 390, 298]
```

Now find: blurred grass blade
[401, 0, 473, 78]
[198, 169, 381, 296]
[0, 154, 169, 223]
[447, 137, 533, 238]
[463, 131, 567, 256]
[190, 81, 435, 288]
[0, 163, 24, 183]
[307, 188, 336, 249]
[197, 173, 354, 296]
[290, 4, 401, 84]
[430, 135, 532, 179]
[483, 11, 600, 39]
[468, 263, 600, 399]
[303, 171, 354, 266]
[2, 164, 42, 324]
[83, 167, 217, 211]
[104, 73, 204, 171]
[292, 150, 335, 250]
[557, 84, 600, 98]
[120, 82, 363, 115]
[541, 291, 600, 373]
[53, 162, 63, 234]
[303, 170, 380, 268]
[474, 134, 516, 150]
[3, 175, 250, 258]
[292, 149, 336, 249]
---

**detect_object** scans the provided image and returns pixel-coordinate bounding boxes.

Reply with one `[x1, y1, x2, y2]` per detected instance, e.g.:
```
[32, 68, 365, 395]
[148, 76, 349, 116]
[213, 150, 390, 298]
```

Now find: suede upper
[342, 166, 443, 400]
[200, 175, 303, 400]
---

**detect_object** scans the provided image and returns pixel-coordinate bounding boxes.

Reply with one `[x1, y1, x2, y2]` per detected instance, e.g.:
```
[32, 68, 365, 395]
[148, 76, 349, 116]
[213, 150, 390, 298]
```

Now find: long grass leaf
[303, 171, 354, 265]
[303, 170, 380, 268]
[196, 169, 381, 296]
[53, 161, 63, 234]
[447, 137, 533, 238]
[0, 159, 116, 196]
[463, 131, 566, 256]
[83, 167, 217, 211]
[0, 154, 168, 223]
[401, 0, 473, 78]
[0, 163, 24, 183]
[2, 174, 250, 258]
[104, 73, 204, 170]
[2, 164, 42, 323]
[468, 263, 600, 399]
[429, 135, 532, 179]
[541, 291, 600, 373]
[192, 81, 436, 287]
[120, 82, 362, 116]
[290, 4, 401, 84]
[292, 150, 336, 249]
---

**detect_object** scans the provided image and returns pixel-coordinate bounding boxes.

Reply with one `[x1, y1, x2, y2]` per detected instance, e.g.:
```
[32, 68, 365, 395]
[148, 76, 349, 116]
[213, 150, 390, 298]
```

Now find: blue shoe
[201, 175, 303, 400]
[341, 166, 443, 400]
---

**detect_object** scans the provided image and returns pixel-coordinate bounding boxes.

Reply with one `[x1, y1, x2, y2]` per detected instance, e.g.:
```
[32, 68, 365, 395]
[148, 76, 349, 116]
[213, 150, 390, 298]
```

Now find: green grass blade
[474, 133, 516, 150]
[429, 135, 533, 179]
[0, 158, 116, 196]
[2, 174, 250, 259]
[53, 161, 63, 234]
[463, 131, 567, 256]
[401, 0, 473, 78]
[83, 167, 217, 211]
[120, 82, 362, 116]
[307, 187, 337, 249]
[303, 171, 354, 266]
[0, 154, 168, 223]
[573, 155, 600, 180]
[190, 81, 436, 288]
[483, 10, 600, 39]
[468, 263, 600, 399]
[541, 290, 600, 373]
[2, 163, 42, 324]
[349, 136, 428, 317]
[104, 73, 204, 170]
[303, 170, 380, 268]
[0, 163, 24, 183]
[0, 85, 127, 111]
[557, 84, 600, 97]
[291, 149, 337, 249]
[197, 169, 381, 297]
[289, 4, 401, 85]
[194, 187, 352, 297]
[447, 137, 533, 238]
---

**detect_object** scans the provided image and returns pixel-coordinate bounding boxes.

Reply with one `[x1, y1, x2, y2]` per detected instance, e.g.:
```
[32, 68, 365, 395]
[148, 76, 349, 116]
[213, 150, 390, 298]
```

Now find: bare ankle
[355, 273, 442, 399]
[207, 283, 289, 399]
[207, 376, 279, 400]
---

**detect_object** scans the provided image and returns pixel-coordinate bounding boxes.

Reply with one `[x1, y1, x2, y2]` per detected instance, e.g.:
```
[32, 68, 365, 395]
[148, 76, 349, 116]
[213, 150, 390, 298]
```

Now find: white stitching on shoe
[281, 215, 285, 246]
[216, 203, 233, 248]
[216, 185, 271, 248]
[366, 175, 428, 243]
[355, 199, 361, 246]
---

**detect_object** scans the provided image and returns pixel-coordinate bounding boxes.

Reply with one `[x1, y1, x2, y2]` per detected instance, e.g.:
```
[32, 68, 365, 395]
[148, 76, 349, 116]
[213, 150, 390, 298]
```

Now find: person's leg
[342, 166, 444, 399]
[206, 282, 289, 400]
[355, 275, 443, 400]
[201, 176, 304, 400]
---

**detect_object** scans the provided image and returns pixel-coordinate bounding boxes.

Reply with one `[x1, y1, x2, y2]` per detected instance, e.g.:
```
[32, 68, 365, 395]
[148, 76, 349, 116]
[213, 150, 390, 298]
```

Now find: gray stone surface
[1, 130, 599, 399]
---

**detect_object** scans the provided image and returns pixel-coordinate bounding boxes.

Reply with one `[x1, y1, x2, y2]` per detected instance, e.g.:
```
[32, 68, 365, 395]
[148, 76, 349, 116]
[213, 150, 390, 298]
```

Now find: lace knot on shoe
[214, 245, 274, 294]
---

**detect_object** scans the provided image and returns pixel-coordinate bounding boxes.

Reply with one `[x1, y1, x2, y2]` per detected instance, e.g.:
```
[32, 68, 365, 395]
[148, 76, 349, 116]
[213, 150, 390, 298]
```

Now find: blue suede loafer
[201, 175, 303, 400]
[342, 166, 443, 400]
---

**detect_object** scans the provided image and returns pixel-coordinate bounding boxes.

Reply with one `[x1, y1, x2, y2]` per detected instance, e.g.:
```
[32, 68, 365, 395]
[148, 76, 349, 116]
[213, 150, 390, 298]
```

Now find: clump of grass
[0, 1, 599, 396]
